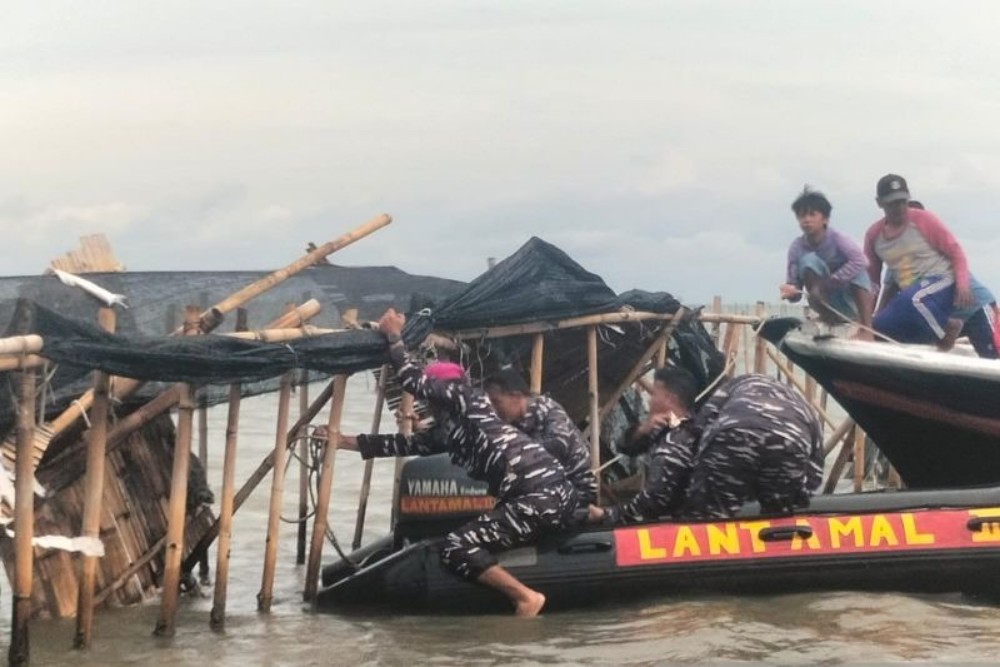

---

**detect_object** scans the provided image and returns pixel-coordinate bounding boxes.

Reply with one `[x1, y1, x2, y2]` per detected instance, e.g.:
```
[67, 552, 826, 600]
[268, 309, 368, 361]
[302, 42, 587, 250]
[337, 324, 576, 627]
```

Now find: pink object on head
[423, 361, 467, 382]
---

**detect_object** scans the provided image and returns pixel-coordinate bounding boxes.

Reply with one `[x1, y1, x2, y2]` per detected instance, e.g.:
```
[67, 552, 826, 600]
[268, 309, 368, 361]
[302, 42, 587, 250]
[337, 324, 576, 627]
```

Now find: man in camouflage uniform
[682, 373, 824, 518]
[484, 368, 597, 506]
[588, 367, 699, 524]
[340, 309, 575, 617]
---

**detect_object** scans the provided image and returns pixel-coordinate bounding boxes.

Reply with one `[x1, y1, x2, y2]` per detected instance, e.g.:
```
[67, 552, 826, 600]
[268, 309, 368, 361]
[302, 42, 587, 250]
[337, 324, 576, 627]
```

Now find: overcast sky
[4, 1, 1000, 304]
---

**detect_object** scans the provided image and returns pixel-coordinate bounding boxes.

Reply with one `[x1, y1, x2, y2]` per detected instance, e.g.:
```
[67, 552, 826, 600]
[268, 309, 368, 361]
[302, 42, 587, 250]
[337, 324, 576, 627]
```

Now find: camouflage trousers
[683, 427, 823, 519]
[440, 482, 576, 580]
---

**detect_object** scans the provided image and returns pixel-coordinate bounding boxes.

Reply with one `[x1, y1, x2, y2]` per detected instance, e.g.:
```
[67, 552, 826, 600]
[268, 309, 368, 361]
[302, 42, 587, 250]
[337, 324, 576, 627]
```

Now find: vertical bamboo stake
[390, 391, 414, 528]
[295, 367, 310, 566]
[257, 371, 293, 612]
[754, 301, 767, 374]
[710, 295, 722, 345]
[210, 308, 247, 629]
[73, 307, 116, 649]
[530, 333, 545, 393]
[9, 368, 36, 667]
[153, 306, 199, 638]
[197, 396, 208, 475]
[587, 326, 601, 503]
[304, 374, 348, 602]
[853, 426, 865, 493]
[352, 366, 389, 549]
[721, 321, 739, 378]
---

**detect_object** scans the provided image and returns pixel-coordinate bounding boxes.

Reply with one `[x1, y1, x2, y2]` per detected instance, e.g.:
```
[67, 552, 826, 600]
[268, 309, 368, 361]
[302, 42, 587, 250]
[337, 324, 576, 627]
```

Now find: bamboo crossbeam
[0, 335, 43, 356]
[210, 308, 247, 629]
[304, 374, 348, 602]
[823, 426, 857, 494]
[73, 308, 115, 650]
[9, 369, 36, 667]
[257, 372, 293, 612]
[181, 379, 336, 574]
[153, 307, 199, 638]
[448, 310, 759, 340]
[823, 418, 856, 457]
[353, 365, 389, 549]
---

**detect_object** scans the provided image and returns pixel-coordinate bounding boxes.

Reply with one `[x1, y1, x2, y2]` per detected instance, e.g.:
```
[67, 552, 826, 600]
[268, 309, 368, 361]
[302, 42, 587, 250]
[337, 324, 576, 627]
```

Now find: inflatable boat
[317, 455, 1000, 613]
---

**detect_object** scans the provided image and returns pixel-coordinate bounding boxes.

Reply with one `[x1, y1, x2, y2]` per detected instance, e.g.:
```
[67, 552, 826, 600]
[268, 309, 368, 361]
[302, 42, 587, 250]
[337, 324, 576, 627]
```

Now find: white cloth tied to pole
[51, 269, 128, 309]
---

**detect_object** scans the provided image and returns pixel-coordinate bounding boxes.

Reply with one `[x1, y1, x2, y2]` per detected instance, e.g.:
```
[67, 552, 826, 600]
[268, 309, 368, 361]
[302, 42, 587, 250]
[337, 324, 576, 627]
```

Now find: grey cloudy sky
[4, 1, 1000, 304]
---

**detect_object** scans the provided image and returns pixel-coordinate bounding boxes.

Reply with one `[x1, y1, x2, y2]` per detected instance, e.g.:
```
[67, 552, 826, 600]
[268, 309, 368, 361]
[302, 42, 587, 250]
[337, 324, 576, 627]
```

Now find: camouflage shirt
[515, 395, 597, 505]
[357, 344, 567, 500]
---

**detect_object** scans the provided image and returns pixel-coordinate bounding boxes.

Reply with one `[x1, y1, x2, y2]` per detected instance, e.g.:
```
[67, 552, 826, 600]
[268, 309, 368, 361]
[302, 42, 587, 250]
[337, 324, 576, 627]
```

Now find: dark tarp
[0, 237, 719, 433]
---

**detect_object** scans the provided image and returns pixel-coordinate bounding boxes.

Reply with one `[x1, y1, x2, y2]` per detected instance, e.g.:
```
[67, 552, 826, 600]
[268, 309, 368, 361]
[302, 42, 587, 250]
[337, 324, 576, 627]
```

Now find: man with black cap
[863, 174, 975, 348]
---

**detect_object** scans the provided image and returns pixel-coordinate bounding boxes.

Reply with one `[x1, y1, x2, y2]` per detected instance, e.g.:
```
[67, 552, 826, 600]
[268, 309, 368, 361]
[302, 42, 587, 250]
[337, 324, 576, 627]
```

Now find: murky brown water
[13, 375, 1000, 665]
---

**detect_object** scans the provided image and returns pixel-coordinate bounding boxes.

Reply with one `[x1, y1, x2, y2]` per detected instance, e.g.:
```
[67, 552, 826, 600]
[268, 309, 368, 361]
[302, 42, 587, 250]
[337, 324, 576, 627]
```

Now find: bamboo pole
[0, 335, 43, 356]
[296, 367, 310, 566]
[529, 334, 544, 394]
[582, 311, 685, 439]
[587, 326, 601, 503]
[73, 307, 116, 649]
[304, 374, 348, 602]
[450, 310, 759, 340]
[9, 368, 36, 667]
[153, 306, 199, 638]
[823, 428, 856, 494]
[721, 321, 740, 378]
[197, 394, 208, 475]
[210, 309, 247, 629]
[390, 392, 413, 528]
[853, 426, 866, 492]
[765, 348, 838, 432]
[710, 295, 722, 345]
[353, 366, 389, 549]
[753, 302, 767, 374]
[258, 371, 293, 612]
[823, 418, 856, 457]
[182, 379, 336, 575]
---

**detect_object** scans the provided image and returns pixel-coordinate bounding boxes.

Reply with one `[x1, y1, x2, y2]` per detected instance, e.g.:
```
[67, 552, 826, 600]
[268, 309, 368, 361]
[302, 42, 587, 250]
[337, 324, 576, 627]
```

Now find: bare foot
[851, 329, 875, 342]
[515, 591, 546, 617]
[937, 318, 963, 351]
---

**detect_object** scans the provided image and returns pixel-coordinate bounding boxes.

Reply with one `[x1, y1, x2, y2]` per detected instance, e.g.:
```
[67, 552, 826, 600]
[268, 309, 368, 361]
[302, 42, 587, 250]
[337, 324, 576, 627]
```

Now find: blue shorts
[874, 275, 954, 343]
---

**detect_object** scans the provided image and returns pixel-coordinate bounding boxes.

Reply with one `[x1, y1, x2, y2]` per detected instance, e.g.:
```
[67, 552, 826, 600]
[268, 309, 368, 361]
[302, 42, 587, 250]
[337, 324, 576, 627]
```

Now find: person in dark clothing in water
[340, 309, 576, 617]
[587, 367, 699, 524]
[484, 368, 598, 507]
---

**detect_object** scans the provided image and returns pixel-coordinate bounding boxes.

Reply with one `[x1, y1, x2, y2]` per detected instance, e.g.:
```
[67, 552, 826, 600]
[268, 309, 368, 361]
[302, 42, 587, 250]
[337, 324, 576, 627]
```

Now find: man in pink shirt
[863, 174, 974, 348]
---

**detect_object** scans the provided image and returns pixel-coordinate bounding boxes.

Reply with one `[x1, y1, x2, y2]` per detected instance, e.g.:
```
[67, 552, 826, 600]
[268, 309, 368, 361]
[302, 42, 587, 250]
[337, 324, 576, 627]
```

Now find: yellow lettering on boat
[706, 523, 740, 555]
[637, 529, 667, 560]
[829, 517, 863, 548]
[901, 514, 935, 545]
[968, 510, 1000, 543]
[869, 514, 899, 547]
[791, 519, 821, 551]
[738, 521, 770, 553]
[672, 526, 702, 557]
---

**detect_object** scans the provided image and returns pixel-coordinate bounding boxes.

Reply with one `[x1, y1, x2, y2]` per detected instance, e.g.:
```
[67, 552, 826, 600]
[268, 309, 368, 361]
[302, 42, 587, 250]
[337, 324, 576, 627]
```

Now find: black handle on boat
[758, 525, 813, 542]
[966, 517, 1000, 532]
[557, 539, 613, 555]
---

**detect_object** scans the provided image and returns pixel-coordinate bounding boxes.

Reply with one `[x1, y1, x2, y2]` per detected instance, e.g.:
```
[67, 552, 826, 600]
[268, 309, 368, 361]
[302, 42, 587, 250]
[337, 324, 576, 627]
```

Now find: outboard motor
[394, 454, 493, 548]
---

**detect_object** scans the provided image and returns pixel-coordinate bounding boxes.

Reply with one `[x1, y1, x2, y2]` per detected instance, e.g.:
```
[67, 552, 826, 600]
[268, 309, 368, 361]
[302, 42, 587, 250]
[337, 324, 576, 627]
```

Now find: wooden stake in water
[304, 374, 348, 602]
[754, 301, 767, 374]
[73, 307, 116, 649]
[258, 371, 293, 612]
[296, 368, 310, 565]
[353, 366, 389, 549]
[153, 306, 199, 638]
[9, 368, 37, 667]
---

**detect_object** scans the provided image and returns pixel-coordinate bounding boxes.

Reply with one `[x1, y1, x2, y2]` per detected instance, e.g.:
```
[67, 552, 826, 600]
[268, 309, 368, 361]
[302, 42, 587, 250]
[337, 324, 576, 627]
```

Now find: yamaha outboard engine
[394, 454, 493, 548]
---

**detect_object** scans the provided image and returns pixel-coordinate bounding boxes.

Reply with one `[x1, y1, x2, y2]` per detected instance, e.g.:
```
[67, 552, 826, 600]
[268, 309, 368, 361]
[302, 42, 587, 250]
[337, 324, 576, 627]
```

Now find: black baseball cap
[876, 174, 910, 204]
